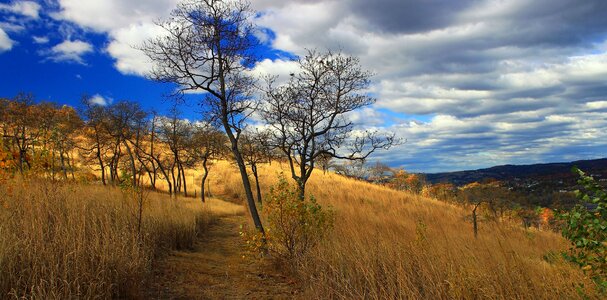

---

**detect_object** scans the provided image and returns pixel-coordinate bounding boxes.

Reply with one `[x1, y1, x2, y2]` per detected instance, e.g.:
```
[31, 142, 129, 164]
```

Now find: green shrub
[559, 167, 607, 290]
[261, 174, 334, 263]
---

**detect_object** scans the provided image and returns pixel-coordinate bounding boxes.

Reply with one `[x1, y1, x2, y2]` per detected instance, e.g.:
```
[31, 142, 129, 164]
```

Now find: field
[0, 160, 601, 299]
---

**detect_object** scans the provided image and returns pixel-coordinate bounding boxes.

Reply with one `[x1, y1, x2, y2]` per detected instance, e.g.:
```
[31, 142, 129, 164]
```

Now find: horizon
[1, 0, 606, 172]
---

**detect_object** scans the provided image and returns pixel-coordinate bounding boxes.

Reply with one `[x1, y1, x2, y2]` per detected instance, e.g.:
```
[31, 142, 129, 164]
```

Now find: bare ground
[146, 213, 301, 299]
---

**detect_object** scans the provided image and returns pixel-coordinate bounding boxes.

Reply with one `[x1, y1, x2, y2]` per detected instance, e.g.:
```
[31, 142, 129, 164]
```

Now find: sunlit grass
[214, 161, 600, 299]
[0, 176, 237, 299]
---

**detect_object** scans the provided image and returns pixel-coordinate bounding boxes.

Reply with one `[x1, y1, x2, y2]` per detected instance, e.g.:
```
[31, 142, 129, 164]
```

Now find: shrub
[559, 167, 607, 290]
[251, 174, 334, 264]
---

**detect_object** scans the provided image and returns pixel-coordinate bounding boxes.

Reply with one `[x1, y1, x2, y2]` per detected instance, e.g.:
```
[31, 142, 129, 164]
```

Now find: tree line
[1, 0, 397, 236]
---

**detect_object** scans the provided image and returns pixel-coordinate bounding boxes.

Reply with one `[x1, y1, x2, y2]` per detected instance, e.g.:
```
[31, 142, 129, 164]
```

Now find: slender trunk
[473, 203, 480, 238]
[158, 163, 172, 196]
[171, 165, 177, 195]
[124, 141, 137, 187]
[59, 146, 68, 179]
[252, 163, 262, 204]
[96, 145, 106, 185]
[298, 180, 306, 201]
[216, 39, 263, 234]
[233, 149, 264, 233]
[200, 157, 209, 203]
[180, 163, 187, 197]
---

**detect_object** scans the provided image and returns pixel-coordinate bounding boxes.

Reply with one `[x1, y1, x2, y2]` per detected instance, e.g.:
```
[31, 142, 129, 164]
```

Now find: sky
[0, 0, 606, 173]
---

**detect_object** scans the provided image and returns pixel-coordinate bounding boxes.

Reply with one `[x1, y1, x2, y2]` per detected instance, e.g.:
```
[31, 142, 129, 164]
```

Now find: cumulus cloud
[0, 28, 14, 52]
[47, 40, 93, 64]
[88, 94, 111, 106]
[53, 0, 180, 75]
[51, 0, 607, 171]
[0, 1, 42, 19]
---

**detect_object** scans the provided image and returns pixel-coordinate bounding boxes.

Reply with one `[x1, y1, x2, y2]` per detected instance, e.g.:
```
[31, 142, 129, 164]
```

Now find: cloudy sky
[0, 0, 606, 172]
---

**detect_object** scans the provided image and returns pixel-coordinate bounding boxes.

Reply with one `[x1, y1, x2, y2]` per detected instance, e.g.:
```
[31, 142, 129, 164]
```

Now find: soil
[146, 213, 301, 299]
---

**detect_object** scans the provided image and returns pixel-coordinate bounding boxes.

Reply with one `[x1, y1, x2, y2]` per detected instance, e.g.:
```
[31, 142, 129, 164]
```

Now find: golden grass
[3, 158, 599, 299]
[215, 162, 601, 299]
[0, 177, 237, 299]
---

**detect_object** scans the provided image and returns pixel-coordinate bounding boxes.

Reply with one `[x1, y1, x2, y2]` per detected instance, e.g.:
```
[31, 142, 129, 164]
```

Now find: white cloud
[32, 35, 49, 44]
[0, 1, 42, 19]
[55, 0, 179, 32]
[0, 28, 14, 52]
[54, 0, 180, 75]
[248, 58, 299, 85]
[48, 40, 93, 64]
[52, 0, 607, 171]
[106, 23, 165, 76]
[89, 94, 111, 106]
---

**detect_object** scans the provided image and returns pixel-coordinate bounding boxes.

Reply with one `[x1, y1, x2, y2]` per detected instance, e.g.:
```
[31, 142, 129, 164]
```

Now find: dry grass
[3, 159, 600, 299]
[0, 177, 218, 299]
[215, 162, 601, 299]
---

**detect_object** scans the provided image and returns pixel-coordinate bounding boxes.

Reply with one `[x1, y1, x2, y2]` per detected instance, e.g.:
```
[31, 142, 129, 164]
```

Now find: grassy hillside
[206, 161, 599, 299]
[0, 159, 600, 299]
[0, 176, 240, 299]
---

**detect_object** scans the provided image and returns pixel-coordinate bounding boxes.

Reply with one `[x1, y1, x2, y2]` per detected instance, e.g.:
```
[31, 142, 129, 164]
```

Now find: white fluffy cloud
[89, 94, 111, 106]
[51, 0, 607, 171]
[47, 40, 93, 64]
[0, 28, 14, 52]
[0, 1, 41, 19]
[54, 0, 179, 74]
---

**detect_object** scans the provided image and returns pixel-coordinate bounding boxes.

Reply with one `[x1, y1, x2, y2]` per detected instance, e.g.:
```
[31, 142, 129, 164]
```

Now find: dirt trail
[146, 212, 300, 299]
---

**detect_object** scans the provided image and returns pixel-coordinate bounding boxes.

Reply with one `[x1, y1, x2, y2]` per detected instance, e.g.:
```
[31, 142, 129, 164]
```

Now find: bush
[253, 174, 334, 264]
[559, 167, 607, 290]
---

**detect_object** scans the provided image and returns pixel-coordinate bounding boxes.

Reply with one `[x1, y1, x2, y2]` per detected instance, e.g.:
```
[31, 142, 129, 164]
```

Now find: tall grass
[217, 162, 600, 299]
[0, 177, 212, 299]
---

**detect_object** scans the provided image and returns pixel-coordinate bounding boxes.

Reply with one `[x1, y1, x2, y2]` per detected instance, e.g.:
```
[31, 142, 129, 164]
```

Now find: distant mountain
[424, 158, 607, 208]
[425, 158, 607, 186]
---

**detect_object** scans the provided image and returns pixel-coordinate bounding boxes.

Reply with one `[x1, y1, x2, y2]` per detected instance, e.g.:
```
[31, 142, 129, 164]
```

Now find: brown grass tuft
[0, 177, 213, 299]
[218, 162, 601, 299]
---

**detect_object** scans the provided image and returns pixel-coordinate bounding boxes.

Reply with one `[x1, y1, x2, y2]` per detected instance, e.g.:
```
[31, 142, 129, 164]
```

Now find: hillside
[0, 160, 602, 298]
[200, 161, 600, 299]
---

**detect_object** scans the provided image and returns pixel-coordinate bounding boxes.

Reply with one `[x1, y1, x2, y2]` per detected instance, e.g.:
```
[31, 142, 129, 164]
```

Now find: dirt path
[146, 212, 300, 299]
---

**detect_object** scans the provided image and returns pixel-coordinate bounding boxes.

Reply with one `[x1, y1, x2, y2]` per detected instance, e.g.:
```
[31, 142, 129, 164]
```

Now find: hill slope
[204, 161, 600, 299]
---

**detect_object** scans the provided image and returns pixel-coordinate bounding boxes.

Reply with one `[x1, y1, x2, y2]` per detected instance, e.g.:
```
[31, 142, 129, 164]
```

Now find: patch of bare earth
[146, 212, 300, 299]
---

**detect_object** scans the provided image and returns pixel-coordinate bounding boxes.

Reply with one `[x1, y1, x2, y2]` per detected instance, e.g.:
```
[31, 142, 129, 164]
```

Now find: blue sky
[1, 0, 606, 172]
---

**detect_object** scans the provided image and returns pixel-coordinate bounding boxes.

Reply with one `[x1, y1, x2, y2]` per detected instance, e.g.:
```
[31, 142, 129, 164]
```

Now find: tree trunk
[59, 147, 68, 179]
[96, 146, 106, 185]
[473, 203, 481, 238]
[180, 163, 187, 197]
[233, 149, 264, 233]
[252, 163, 262, 204]
[200, 157, 209, 203]
[124, 142, 137, 187]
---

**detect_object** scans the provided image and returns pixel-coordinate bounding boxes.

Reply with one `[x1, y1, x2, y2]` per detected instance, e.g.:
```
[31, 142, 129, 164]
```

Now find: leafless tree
[106, 100, 147, 187]
[262, 50, 396, 199]
[142, 0, 264, 233]
[189, 122, 226, 202]
[157, 108, 192, 196]
[241, 129, 272, 204]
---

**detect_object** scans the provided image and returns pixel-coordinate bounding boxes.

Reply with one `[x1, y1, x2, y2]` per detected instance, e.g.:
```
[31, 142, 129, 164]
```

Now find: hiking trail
[146, 205, 300, 299]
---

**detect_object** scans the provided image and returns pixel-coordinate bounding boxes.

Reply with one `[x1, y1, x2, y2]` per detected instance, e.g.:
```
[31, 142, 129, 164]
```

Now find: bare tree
[262, 50, 396, 199]
[142, 0, 264, 233]
[106, 101, 147, 187]
[157, 108, 192, 196]
[241, 130, 271, 204]
[189, 122, 226, 202]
